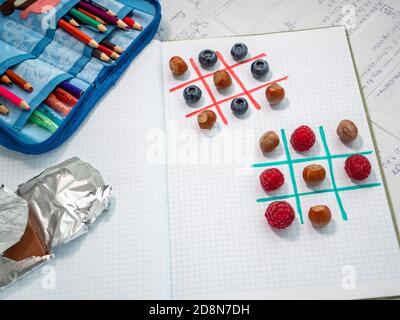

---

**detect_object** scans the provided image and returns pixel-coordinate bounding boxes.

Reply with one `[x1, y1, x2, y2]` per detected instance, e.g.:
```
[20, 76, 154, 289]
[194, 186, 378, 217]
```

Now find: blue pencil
[60, 81, 84, 98]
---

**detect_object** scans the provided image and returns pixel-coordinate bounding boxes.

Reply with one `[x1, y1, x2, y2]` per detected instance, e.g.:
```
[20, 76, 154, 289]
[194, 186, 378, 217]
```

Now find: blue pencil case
[0, 0, 161, 154]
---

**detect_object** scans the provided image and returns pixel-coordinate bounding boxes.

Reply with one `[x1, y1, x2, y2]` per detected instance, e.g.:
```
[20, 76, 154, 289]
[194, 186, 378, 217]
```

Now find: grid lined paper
[162, 27, 400, 299]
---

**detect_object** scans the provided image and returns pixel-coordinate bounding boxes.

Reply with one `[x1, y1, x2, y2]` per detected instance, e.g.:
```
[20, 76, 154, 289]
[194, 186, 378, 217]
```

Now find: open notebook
[1, 26, 400, 300]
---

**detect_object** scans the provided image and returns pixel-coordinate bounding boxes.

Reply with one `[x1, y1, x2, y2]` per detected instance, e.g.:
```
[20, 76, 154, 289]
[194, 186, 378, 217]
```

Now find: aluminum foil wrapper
[0, 186, 28, 254]
[1, 157, 111, 289]
[18, 157, 112, 248]
[0, 255, 53, 290]
[0, 185, 53, 289]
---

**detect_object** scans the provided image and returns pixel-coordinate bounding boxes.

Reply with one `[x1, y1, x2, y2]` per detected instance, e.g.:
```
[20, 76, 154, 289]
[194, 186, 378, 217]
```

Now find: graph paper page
[0, 41, 171, 299]
[162, 27, 400, 299]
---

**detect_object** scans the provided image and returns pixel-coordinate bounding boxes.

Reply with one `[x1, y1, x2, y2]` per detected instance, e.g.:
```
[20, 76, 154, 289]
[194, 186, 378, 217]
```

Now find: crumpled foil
[0, 186, 29, 254]
[0, 157, 111, 290]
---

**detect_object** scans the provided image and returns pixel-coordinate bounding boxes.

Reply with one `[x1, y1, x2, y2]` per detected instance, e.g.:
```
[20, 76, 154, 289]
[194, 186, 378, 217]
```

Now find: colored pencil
[98, 44, 120, 60]
[60, 81, 84, 98]
[45, 93, 71, 116]
[0, 86, 30, 110]
[64, 14, 81, 28]
[58, 19, 99, 48]
[0, 75, 13, 86]
[92, 49, 111, 62]
[101, 40, 123, 54]
[37, 105, 64, 126]
[0, 103, 9, 116]
[78, 1, 128, 30]
[5, 69, 33, 93]
[54, 87, 78, 106]
[29, 110, 58, 133]
[81, 0, 116, 17]
[123, 16, 142, 30]
[77, 7, 106, 24]
[70, 8, 107, 33]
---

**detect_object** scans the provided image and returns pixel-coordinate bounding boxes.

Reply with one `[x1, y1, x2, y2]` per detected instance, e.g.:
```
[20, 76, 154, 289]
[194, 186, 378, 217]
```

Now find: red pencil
[54, 87, 78, 106]
[123, 16, 142, 30]
[98, 45, 120, 60]
[58, 19, 99, 48]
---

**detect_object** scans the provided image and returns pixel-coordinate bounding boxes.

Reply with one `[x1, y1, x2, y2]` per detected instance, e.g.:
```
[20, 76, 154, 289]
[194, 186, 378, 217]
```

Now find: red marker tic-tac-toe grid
[169, 51, 289, 125]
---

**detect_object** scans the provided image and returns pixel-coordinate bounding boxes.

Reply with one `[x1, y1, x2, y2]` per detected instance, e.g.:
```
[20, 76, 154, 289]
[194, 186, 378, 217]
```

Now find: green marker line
[256, 182, 382, 203]
[281, 129, 303, 224]
[319, 126, 347, 220]
[251, 150, 373, 168]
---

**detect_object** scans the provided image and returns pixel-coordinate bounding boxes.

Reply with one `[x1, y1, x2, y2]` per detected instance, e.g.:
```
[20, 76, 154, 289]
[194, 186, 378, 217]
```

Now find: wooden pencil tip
[110, 52, 120, 60]
[25, 84, 33, 93]
[0, 105, 9, 116]
[90, 39, 100, 48]
[117, 20, 129, 30]
[21, 101, 30, 111]
[102, 54, 111, 63]
[114, 46, 124, 54]
[99, 24, 107, 33]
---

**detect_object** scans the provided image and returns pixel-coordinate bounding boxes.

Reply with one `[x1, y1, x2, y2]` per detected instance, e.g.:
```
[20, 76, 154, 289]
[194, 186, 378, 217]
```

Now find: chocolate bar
[3, 210, 48, 261]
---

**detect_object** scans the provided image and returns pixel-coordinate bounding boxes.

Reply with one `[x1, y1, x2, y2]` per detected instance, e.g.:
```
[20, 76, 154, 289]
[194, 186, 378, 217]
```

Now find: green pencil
[69, 8, 107, 33]
[29, 110, 59, 133]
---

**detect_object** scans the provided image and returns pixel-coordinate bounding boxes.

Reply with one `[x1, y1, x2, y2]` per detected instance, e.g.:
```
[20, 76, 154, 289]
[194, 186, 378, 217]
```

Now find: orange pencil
[45, 93, 71, 116]
[5, 69, 33, 93]
[77, 7, 106, 24]
[54, 87, 78, 106]
[58, 19, 99, 48]
[98, 45, 120, 60]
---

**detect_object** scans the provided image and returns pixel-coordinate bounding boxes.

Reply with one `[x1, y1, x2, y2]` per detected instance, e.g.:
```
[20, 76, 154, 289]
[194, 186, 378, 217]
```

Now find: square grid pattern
[252, 126, 382, 224]
[162, 28, 400, 299]
[168, 51, 288, 125]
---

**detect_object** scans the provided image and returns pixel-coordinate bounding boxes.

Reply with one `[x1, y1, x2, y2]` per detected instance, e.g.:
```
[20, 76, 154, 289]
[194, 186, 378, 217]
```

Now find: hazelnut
[169, 56, 188, 76]
[308, 205, 332, 228]
[259, 131, 280, 153]
[198, 110, 217, 129]
[337, 119, 358, 143]
[265, 83, 285, 105]
[302, 164, 326, 185]
[213, 70, 232, 89]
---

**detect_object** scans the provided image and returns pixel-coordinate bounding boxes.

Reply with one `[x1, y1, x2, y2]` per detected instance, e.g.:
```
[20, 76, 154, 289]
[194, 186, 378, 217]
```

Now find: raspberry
[290, 125, 316, 152]
[265, 201, 295, 229]
[345, 154, 371, 181]
[259, 168, 284, 192]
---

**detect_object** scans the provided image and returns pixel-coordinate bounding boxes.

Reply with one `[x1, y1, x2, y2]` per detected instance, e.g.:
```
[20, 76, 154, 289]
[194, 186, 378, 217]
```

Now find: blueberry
[231, 43, 248, 61]
[231, 97, 249, 115]
[198, 49, 218, 68]
[183, 85, 202, 104]
[251, 59, 269, 78]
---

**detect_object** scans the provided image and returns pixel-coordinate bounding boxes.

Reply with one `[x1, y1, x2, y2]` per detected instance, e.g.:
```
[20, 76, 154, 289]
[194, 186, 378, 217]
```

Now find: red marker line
[169, 53, 267, 93]
[189, 58, 228, 125]
[185, 75, 289, 118]
[217, 51, 261, 110]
